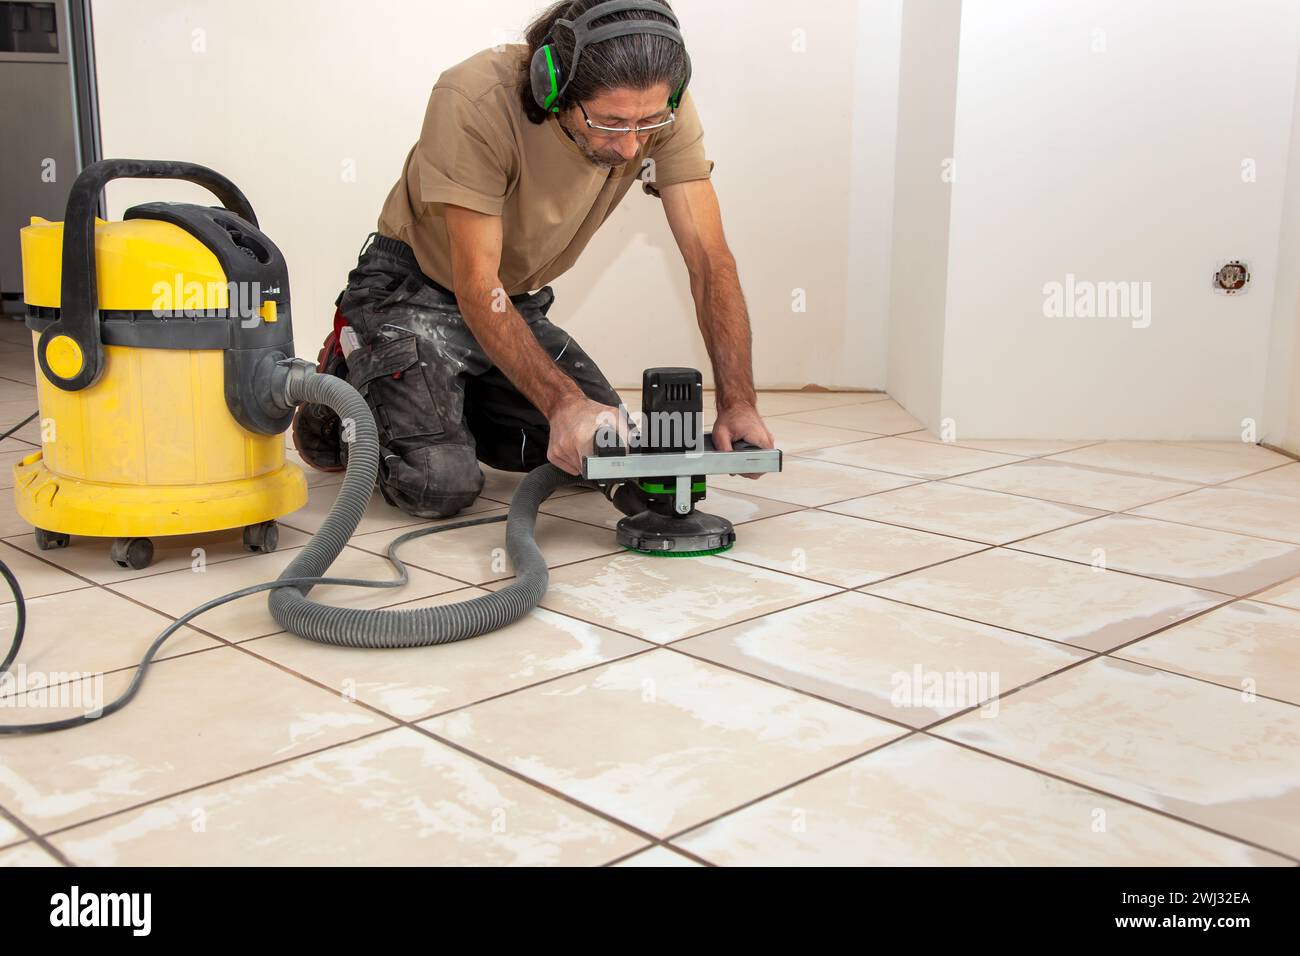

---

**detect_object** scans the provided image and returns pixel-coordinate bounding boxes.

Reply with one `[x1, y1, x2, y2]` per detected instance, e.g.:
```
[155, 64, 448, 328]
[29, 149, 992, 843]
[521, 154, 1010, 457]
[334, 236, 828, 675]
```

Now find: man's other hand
[711, 401, 775, 479]
[548, 397, 625, 476]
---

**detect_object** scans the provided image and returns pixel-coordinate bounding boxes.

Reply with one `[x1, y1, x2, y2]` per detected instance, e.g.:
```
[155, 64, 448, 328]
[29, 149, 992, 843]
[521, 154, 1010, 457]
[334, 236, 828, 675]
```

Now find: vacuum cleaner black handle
[37, 159, 260, 392]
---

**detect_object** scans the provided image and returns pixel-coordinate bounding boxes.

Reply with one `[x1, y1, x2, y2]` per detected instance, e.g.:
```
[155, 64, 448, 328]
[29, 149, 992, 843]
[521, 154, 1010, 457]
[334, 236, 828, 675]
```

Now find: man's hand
[712, 400, 774, 479]
[547, 396, 624, 476]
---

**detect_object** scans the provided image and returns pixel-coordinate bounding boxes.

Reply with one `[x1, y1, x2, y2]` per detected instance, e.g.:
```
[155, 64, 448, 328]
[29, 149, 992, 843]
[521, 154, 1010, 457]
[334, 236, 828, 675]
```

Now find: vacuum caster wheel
[33, 528, 70, 551]
[243, 520, 279, 553]
[111, 537, 154, 570]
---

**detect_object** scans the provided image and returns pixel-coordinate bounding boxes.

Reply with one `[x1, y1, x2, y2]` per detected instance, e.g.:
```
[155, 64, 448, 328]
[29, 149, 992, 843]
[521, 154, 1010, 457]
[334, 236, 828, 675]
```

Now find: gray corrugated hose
[269, 361, 578, 647]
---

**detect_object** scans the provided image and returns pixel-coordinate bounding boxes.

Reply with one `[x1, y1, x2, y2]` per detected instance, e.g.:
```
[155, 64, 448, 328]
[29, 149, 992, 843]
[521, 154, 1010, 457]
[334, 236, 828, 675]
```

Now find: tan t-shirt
[377, 43, 713, 295]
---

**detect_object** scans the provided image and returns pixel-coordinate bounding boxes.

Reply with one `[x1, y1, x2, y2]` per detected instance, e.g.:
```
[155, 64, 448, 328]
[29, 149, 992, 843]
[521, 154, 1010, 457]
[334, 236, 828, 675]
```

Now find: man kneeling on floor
[293, 0, 774, 517]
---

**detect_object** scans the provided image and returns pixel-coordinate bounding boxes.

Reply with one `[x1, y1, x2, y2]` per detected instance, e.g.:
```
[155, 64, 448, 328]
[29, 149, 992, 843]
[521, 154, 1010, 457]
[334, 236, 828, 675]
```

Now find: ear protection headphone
[529, 0, 692, 114]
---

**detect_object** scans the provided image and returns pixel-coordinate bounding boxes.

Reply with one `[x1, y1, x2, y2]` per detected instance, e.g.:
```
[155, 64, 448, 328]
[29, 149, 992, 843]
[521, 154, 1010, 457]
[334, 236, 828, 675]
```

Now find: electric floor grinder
[0, 158, 781, 736]
[584, 367, 781, 556]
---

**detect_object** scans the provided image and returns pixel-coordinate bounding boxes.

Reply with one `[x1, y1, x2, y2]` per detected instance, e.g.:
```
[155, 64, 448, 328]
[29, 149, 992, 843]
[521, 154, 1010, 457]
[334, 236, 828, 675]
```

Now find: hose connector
[273, 356, 317, 411]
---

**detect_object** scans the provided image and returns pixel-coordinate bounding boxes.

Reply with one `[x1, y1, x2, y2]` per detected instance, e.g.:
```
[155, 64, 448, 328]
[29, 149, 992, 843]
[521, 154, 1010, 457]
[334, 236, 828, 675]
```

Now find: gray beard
[558, 116, 622, 169]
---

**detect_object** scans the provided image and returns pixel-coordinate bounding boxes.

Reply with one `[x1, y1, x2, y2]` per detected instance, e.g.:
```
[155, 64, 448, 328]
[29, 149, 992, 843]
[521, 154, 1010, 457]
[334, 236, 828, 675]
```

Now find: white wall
[89, 0, 878, 390]
[885, 0, 962, 428]
[937, 0, 1300, 440]
[841, 0, 903, 389]
[1264, 42, 1300, 454]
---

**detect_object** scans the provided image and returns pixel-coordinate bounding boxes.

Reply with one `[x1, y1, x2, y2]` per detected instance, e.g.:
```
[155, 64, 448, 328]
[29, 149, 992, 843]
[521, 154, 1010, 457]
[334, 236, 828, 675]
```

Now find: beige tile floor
[0, 324, 1297, 866]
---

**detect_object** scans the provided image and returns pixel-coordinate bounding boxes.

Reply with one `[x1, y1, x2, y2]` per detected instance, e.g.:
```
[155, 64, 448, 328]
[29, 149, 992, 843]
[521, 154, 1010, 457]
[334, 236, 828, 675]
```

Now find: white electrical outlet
[1212, 260, 1251, 295]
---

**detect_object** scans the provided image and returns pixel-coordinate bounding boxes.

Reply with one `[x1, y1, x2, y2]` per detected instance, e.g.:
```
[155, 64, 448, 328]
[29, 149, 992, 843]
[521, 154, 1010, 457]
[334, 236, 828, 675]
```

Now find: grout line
[405, 721, 663, 846]
[1257, 443, 1300, 464]
[787, 451, 1034, 486]
[278, 507, 504, 541]
[1235, 577, 1300, 608]
[0, 641, 232, 704]
[0, 537, 104, 599]
[714, 542, 989, 592]
[660, 731, 920, 847]
[0, 802, 74, 867]
[0, 532, 314, 588]
[1113, 507, 1300, 550]
[600, 843, 715, 867]
[1101, 651, 1300, 710]
[254, 624, 661, 723]
[814, 503, 1106, 548]
[893, 434, 1110, 458]
[848, 586, 1235, 659]
[344, 514, 627, 589]
[411, 644, 665, 723]
[932, 476, 1197, 513]
[919, 732, 1300, 865]
[999, 542, 1298, 600]
[36, 728, 400, 843]
[785, 460, 1300, 595]
[663, 640, 921, 735]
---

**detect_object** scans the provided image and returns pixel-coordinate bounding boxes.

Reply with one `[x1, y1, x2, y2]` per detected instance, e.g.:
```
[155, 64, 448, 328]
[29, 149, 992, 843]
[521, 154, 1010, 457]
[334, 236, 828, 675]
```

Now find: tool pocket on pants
[345, 333, 446, 451]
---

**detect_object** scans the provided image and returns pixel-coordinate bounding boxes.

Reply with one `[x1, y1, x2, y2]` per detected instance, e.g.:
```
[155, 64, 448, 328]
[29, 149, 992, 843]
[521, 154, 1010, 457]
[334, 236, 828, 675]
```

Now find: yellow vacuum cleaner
[13, 159, 307, 569]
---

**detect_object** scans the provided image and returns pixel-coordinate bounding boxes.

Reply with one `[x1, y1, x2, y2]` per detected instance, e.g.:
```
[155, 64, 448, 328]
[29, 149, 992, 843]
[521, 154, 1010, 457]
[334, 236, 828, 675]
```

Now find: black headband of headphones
[549, 0, 688, 106]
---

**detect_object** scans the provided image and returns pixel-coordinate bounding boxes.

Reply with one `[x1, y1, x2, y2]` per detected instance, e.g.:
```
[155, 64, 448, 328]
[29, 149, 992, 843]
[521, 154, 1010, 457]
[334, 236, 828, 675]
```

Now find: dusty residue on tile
[245, 596, 647, 721]
[1117, 601, 1300, 705]
[676, 735, 1289, 866]
[524, 552, 837, 643]
[865, 548, 1224, 651]
[679, 591, 1087, 725]
[1010, 514, 1300, 595]
[52, 728, 641, 866]
[934, 657, 1300, 856]
[422, 650, 901, 836]
[827, 481, 1103, 545]
[0, 649, 390, 832]
[721, 509, 984, 587]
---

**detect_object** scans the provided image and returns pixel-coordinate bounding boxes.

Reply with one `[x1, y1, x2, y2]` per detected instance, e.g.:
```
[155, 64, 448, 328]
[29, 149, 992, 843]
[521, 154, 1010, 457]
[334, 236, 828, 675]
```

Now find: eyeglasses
[576, 101, 675, 136]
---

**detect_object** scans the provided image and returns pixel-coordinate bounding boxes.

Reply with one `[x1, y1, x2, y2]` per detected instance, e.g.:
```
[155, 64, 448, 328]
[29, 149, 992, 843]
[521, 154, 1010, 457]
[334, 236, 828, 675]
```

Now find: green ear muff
[542, 45, 561, 111]
[529, 40, 564, 112]
[668, 49, 692, 110]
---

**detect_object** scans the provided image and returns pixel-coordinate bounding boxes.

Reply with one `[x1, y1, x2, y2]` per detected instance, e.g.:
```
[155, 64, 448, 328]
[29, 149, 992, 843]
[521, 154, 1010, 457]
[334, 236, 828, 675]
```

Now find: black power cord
[0, 411, 38, 444]
[0, 512, 509, 736]
[0, 558, 25, 675]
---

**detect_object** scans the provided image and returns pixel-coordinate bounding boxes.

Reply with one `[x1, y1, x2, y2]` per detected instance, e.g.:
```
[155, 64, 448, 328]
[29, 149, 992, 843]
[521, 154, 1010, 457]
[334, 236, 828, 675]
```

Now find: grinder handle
[38, 158, 260, 392]
[592, 423, 626, 456]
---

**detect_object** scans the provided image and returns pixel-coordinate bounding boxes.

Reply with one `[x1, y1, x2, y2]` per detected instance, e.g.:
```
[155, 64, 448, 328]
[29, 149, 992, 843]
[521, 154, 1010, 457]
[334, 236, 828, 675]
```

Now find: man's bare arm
[445, 205, 583, 417]
[659, 179, 773, 462]
[659, 179, 758, 411]
[444, 204, 616, 474]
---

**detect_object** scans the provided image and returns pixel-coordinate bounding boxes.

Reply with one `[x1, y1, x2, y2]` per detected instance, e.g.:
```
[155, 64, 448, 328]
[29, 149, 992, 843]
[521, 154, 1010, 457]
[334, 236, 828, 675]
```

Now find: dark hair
[519, 0, 688, 124]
